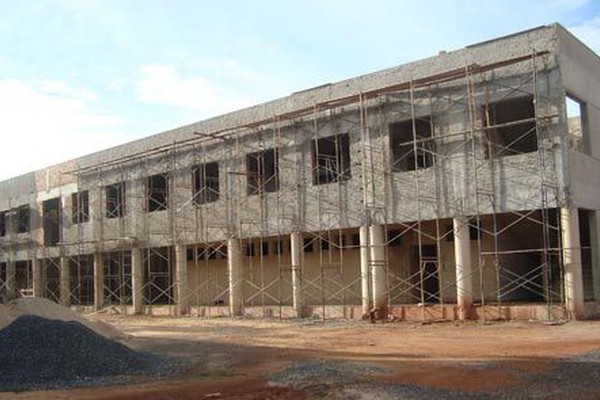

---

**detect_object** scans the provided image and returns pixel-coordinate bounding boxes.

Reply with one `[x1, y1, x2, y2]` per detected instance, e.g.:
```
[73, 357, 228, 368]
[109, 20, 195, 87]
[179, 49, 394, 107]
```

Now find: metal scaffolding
[0, 48, 586, 322]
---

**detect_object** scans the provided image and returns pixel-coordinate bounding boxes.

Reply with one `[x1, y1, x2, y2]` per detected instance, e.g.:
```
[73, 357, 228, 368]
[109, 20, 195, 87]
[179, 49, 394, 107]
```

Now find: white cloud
[0, 79, 124, 181]
[136, 64, 255, 115]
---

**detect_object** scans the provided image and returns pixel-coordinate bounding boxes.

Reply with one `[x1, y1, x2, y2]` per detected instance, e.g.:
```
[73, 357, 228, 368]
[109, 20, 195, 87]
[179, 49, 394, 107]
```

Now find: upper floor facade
[1, 24, 599, 261]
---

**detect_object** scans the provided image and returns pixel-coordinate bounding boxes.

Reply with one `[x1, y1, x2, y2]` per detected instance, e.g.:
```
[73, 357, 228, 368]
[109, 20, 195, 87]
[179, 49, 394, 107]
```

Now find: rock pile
[0, 298, 124, 339]
[0, 315, 169, 390]
[0, 299, 180, 391]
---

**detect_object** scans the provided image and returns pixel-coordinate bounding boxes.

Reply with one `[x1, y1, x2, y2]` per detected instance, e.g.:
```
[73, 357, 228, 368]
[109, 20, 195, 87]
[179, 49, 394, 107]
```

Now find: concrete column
[131, 248, 144, 314]
[6, 260, 16, 300]
[60, 257, 70, 306]
[359, 226, 371, 315]
[453, 217, 473, 320]
[228, 238, 243, 316]
[589, 211, 600, 303]
[32, 259, 43, 298]
[175, 244, 189, 314]
[369, 225, 387, 311]
[93, 252, 104, 309]
[290, 232, 303, 317]
[561, 206, 585, 319]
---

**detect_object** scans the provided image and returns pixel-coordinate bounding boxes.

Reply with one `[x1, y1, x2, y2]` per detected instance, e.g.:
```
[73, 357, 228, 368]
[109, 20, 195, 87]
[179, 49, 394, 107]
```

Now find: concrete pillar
[290, 232, 303, 317]
[6, 260, 16, 300]
[32, 259, 43, 298]
[60, 257, 70, 306]
[561, 206, 585, 319]
[175, 244, 189, 314]
[93, 252, 104, 309]
[589, 211, 600, 303]
[228, 238, 243, 316]
[453, 217, 473, 320]
[131, 248, 144, 314]
[359, 226, 371, 315]
[369, 225, 387, 311]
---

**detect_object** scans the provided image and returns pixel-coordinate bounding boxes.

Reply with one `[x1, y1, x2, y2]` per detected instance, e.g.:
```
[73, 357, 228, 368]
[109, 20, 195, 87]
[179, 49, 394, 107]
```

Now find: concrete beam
[561, 206, 585, 319]
[290, 232, 303, 318]
[228, 238, 243, 316]
[453, 217, 473, 320]
[131, 248, 144, 314]
[175, 244, 189, 315]
[93, 252, 104, 309]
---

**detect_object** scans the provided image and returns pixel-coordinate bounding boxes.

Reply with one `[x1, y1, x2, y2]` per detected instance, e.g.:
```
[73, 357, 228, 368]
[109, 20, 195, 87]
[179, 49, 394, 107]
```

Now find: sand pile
[0, 298, 124, 339]
[0, 315, 168, 390]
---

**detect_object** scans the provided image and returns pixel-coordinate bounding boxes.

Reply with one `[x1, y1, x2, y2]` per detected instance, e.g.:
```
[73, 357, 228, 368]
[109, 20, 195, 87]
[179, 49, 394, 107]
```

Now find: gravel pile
[0, 315, 177, 391]
[2, 298, 125, 339]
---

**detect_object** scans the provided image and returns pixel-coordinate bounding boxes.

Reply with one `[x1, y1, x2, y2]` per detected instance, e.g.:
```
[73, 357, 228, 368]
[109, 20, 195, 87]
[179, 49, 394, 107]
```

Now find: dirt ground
[3, 315, 600, 399]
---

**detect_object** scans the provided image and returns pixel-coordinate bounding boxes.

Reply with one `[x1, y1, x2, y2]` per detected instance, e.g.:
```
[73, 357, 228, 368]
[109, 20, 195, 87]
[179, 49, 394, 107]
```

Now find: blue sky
[1, 0, 600, 181]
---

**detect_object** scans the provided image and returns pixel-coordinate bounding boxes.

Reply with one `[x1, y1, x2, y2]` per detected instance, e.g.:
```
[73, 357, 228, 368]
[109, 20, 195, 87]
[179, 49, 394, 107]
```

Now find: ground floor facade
[1, 207, 598, 321]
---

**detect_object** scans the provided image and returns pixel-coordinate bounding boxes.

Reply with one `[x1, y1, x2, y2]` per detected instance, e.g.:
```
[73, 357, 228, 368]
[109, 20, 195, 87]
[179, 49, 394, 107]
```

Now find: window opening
[193, 162, 219, 204]
[390, 117, 434, 172]
[43, 198, 60, 246]
[483, 96, 537, 157]
[147, 174, 168, 212]
[312, 134, 351, 185]
[247, 149, 279, 195]
[106, 182, 125, 218]
[0, 212, 6, 237]
[566, 94, 589, 153]
[72, 191, 89, 224]
[16, 205, 30, 233]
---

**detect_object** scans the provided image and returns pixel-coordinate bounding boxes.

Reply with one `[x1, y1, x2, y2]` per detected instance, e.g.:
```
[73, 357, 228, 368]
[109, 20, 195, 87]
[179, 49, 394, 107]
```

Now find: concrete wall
[558, 26, 600, 210]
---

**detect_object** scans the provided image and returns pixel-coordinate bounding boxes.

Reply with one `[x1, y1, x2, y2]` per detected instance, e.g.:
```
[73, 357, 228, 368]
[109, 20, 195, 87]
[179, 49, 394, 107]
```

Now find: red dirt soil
[2, 317, 600, 399]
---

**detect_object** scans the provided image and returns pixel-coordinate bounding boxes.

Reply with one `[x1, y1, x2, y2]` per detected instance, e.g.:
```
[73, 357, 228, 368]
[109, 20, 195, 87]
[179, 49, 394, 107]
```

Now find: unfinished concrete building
[1, 24, 599, 321]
